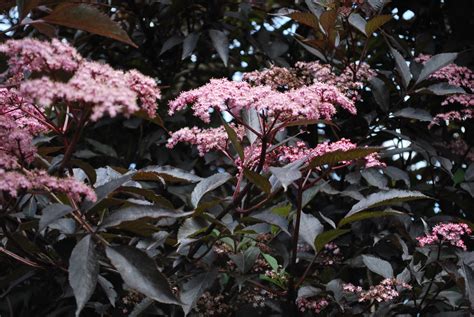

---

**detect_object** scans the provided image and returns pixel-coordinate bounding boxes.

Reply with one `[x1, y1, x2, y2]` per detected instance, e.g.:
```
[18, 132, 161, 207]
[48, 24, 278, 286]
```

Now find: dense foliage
[0, 1, 473, 316]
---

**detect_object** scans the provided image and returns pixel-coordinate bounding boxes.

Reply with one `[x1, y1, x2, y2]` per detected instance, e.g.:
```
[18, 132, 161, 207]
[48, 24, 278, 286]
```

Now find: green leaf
[243, 169, 271, 194]
[269, 166, 302, 191]
[229, 246, 260, 273]
[105, 246, 181, 305]
[338, 209, 403, 227]
[208, 29, 229, 66]
[299, 212, 324, 251]
[221, 119, 244, 160]
[181, 270, 218, 315]
[365, 14, 391, 36]
[42, 3, 136, 47]
[348, 13, 367, 36]
[69, 235, 99, 317]
[262, 253, 279, 271]
[314, 229, 350, 252]
[415, 52, 458, 85]
[345, 190, 428, 218]
[191, 172, 232, 208]
[362, 254, 393, 279]
[307, 147, 381, 170]
[100, 206, 192, 229]
[390, 47, 412, 89]
[39, 203, 73, 231]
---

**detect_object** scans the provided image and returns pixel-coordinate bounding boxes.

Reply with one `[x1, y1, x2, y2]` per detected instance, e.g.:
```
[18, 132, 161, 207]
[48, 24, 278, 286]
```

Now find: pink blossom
[416, 54, 473, 127]
[0, 113, 37, 169]
[278, 139, 384, 167]
[167, 125, 245, 157]
[0, 169, 96, 202]
[296, 296, 329, 314]
[343, 279, 412, 303]
[417, 222, 472, 251]
[168, 78, 356, 123]
[0, 38, 82, 77]
[20, 61, 160, 121]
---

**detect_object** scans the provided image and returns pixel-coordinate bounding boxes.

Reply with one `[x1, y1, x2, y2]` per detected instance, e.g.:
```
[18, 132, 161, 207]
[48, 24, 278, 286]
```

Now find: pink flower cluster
[277, 139, 384, 168]
[242, 61, 374, 102]
[0, 39, 160, 121]
[417, 222, 472, 251]
[168, 78, 355, 123]
[415, 54, 474, 127]
[1, 84, 96, 203]
[166, 125, 244, 157]
[295, 61, 375, 101]
[343, 278, 412, 303]
[0, 38, 82, 78]
[0, 169, 96, 202]
[296, 296, 329, 314]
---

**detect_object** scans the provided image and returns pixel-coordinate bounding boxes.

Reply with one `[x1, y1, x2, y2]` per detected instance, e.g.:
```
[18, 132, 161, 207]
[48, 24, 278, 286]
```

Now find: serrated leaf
[242, 108, 261, 144]
[229, 246, 260, 273]
[182, 32, 200, 60]
[244, 169, 271, 194]
[191, 172, 232, 208]
[81, 172, 135, 212]
[209, 29, 229, 66]
[362, 254, 393, 278]
[368, 0, 389, 11]
[319, 9, 337, 34]
[370, 77, 389, 111]
[345, 190, 428, 218]
[299, 212, 324, 251]
[348, 13, 367, 36]
[314, 229, 350, 252]
[338, 209, 403, 227]
[415, 52, 458, 85]
[262, 253, 279, 271]
[141, 166, 202, 183]
[39, 203, 73, 231]
[100, 206, 192, 228]
[361, 168, 388, 189]
[17, 0, 40, 21]
[160, 35, 182, 55]
[393, 107, 432, 122]
[105, 246, 181, 305]
[390, 47, 411, 88]
[69, 235, 99, 317]
[42, 3, 136, 47]
[307, 147, 381, 170]
[269, 166, 301, 191]
[181, 270, 218, 315]
[416, 83, 466, 95]
[365, 14, 391, 36]
[222, 119, 244, 160]
[251, 209, 290, 235]
[288, 11, 319, 28]
[98, 276, 117, 307]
